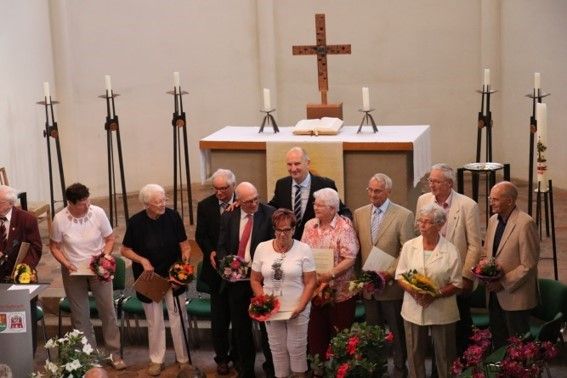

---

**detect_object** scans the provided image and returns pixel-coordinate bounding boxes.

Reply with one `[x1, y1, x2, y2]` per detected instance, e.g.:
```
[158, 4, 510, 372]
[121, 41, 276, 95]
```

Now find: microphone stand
[168, 86, 194, 225]
[36, 96, 67, 215]
[98, 90, 129, 226]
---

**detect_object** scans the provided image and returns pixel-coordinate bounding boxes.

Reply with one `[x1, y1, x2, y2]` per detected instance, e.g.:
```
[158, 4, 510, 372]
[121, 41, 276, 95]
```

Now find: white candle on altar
[536, 102, 548, 190]
[483, 68, 490, 87]
[362, 87, 370, 111]
[536, 102, 547, 149]
[105, 75, 112, 96]
[534, 72, 541, 91]
[263, 88, 271, 111]
[43, 82, 51, 104]
[173, 72, 180, 92]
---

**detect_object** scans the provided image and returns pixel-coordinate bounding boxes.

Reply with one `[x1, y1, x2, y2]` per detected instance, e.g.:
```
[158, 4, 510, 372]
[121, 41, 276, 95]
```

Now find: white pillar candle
[105, 75, 112, 96]
[43, 82, 51, 104]
[536, 103, 547, 147]
[483, 68, 490, 87]
[534, 72, 541, 91]
[536, 102, 548, 190]
[263, 88, 271, 111]
[173, 72, 180, 93]
[362, 87, 370, 111]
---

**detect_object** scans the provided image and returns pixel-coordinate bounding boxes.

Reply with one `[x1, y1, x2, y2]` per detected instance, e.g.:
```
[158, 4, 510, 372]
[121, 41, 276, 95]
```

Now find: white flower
[81, 336, 88, 345]
[83, 343, 93, 355]
[65, 359, 82, 372]
[45, 360, 59, 374]
[45, 338, 56, 348]
[69, 329, 82, 338]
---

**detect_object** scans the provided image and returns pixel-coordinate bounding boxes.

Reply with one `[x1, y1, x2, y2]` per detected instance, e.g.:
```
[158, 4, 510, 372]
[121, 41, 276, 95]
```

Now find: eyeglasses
[274, 227, 293, 234]
[150, 197, 168, 206]
[427, 179, 447, 185]
[366, 187, 385, 195]
[213, 185, 231, 192]
[240, 196, 259, 206]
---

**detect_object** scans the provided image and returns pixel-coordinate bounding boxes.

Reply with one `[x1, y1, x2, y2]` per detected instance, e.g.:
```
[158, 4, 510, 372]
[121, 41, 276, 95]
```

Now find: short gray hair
[139, 184, 165, 205]
[370, 173, 392, 191]
[313, 188, 339, 210]
[0, 185, 18, 206]
[417, 203, 446, 226]
[212, 169, 236, 186]
[430, 163, 455, 183]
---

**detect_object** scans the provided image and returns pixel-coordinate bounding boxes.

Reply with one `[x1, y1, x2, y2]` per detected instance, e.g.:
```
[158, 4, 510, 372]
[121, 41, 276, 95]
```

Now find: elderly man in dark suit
[0, 184, 42, 351]
[353, 174, 414, 378]
[485, 181, 539, 349]
[268, 146, 351, 240]
[196, 168, 237, 375]
[217, 182, 275, 378]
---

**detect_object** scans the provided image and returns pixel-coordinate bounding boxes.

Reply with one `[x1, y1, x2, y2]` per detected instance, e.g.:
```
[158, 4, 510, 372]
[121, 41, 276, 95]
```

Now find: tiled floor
[31, 177, 567, 377]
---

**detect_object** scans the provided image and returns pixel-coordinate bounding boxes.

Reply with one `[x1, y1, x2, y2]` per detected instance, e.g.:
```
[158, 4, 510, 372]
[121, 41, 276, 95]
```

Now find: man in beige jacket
[354, 173, 414, 378]
[485, 181, 539, 348]
[415, 163, 482, 354]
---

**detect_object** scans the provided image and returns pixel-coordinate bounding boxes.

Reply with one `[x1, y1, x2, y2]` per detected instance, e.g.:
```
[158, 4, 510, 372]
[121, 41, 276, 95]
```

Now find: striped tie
[0, 216, 7, 252]
[371, 207, 382, 245]
[293, 184, 302, 224]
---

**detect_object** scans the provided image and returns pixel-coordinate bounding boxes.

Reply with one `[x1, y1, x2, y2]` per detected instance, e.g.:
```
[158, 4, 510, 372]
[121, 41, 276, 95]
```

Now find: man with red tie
[217, 182, 275, 378]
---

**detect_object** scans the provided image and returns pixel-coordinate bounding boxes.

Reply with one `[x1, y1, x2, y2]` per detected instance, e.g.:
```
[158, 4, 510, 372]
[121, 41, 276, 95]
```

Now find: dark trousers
[364, 298, 407, 375]
[308, 296, 356, 359]
[211, 288, 236, 364]
[488, 292, 531, 349]
[226, 281, 256, 378]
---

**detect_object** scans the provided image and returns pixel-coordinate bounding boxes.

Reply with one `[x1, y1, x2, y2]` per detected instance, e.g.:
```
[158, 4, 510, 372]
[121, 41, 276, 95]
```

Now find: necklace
[273, 240, 292, 253]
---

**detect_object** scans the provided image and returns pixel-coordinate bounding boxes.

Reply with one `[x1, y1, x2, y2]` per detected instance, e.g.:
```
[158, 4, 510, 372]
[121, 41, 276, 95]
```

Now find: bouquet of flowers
[451, 327, 493, 377]
[472, 257, 503, 283]
[312, 282, 336, 306]
[12, 263, 38, 284]
[168, 260, 195, 285]
[325, 323, 393, 378]
[33, 329, 102, 377]
[89, 253, 116, 282]
[498, 336, 559, 377]
[348, 271, 386, 296]
[248, 294, 281, 321]
[217, 255, 250, 281]
[401, 269, 438, 296]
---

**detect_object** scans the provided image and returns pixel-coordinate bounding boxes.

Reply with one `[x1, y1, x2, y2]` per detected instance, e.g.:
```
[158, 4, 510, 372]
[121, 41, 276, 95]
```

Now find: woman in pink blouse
[301, 188, 359, 370]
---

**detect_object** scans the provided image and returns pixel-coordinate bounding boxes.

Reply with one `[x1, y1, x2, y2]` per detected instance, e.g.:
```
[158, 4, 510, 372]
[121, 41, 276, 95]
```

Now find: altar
[199, 125, 431, 211]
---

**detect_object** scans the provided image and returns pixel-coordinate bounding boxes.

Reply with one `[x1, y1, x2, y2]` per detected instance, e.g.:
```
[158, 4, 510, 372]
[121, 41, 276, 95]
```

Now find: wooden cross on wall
[292, 14, 351, 105]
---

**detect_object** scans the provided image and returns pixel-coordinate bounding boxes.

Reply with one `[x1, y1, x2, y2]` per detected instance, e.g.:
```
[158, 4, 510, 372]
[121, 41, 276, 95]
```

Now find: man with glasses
[415, 163, 481, 359]
[217, 182, 275, 378]
[268, 146, 351, 240]
[195, 169, 237, 375]
[353, 174, 414, 378]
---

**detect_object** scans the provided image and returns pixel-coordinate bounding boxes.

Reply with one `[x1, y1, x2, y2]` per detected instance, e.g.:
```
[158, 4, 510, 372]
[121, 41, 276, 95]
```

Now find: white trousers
[142, 290, 189, 364]
[265, 310, 310, 378]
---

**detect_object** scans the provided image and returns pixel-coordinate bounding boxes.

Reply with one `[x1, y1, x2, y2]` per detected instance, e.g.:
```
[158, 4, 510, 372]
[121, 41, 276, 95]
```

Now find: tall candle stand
[536, 180, 558, 280]
[525, 88, 550, 216]
[168, 86, 194, 225]
[259, 109, 279, 133]
[357, 108, 378, 133]
[98, 90, 129, 226]
[36, 96, 67, 215]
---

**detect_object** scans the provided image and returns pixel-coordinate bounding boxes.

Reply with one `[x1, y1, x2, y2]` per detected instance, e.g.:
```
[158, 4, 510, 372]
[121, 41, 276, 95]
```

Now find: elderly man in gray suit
[416, 163, 482, 356]
[354, 173, 414, 378]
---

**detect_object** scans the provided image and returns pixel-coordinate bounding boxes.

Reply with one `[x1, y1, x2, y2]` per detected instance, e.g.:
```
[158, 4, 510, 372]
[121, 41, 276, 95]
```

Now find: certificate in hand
[362, 246, 395, 272]
[312, 248, 334, 274]
[69, 259, 96, 276]
[269, 311, 293, 321]
[134, 271, 171, 303]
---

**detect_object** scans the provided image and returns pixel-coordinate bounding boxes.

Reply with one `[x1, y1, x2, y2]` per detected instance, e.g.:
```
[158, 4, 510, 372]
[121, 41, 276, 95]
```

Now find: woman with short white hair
[121, 184, 192, 376]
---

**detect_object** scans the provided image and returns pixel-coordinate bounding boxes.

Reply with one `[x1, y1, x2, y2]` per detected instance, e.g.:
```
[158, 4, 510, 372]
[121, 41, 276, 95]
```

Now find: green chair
[354, 299, 366, 323]
[57, 255, 126, 337]
[470, 284, 489, 329]
[530, 278, 567, 343]
[186, 260, 212, 348]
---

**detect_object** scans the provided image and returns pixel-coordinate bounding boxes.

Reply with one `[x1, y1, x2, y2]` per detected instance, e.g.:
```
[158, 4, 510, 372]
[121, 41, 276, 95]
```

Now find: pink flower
[325, 345, 334, 360]
[451, 359, 464, 375]
[230, 259, 241, 269]
[346, 336, 359, 355]
[471, 370, 486, 378]
[336, 363, 349, 378]
[384, 331, 394, 343]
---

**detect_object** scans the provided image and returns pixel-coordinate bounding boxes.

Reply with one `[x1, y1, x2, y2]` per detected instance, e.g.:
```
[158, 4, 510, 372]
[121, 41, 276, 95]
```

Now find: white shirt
[51, 205, 113, 266]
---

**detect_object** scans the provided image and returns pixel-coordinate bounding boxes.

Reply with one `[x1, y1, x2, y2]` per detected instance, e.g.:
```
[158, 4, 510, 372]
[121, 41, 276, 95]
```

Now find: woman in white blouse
[395, 203, 462, 378]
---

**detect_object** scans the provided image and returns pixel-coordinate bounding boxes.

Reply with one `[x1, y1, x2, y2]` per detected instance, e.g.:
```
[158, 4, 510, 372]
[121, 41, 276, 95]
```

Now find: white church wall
[499, 0, 567, 190]
[0, 0, 55, 201]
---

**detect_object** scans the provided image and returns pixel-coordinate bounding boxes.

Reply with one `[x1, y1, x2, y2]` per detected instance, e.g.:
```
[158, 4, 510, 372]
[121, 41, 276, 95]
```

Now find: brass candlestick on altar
[357, 109, 378, 133]
[259, 109, 279, 133]
[292, 14, 351, 119]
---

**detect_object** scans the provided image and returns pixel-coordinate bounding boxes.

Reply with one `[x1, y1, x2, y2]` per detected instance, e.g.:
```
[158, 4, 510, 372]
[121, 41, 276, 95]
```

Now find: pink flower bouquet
[248, 294, 280, 321]
[472, 257, 503, 283]
[217, 255, 250, 281]
[89, 253, 116, 282]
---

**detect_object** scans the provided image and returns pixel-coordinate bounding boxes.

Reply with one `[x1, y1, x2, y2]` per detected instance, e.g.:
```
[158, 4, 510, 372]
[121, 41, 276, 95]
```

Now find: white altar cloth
[199, 125, 431, 187]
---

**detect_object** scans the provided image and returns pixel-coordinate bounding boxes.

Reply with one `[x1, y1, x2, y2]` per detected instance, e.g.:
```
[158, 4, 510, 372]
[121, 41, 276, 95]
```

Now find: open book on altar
[292, 117, 343, 135]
